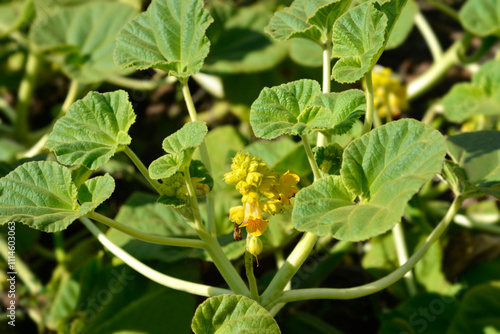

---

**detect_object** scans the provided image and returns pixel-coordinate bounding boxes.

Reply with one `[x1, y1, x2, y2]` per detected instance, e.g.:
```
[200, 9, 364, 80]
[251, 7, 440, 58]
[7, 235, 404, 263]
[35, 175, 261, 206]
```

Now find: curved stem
[106, 75, 177, 91]
[421, 0, 459, 21]
[61, 80, 80, 114]
[392, 222, 417, 296]
[86, 211, 206, 248]
[15, 52, 41, 142]
[0, 97, 16, 123]
[415, 12, 443, 61]
[245, 252, 259, 301]
[301, 135, 322, 180]
[269, 197, 462, 306]
[454, 214, 500, 235]
[362, 71, 374, 135]
[317, 40, 332, 147]
[80, 217, 231, 297]
[181, 81, 216, 236]
[123, 146, 164, 195]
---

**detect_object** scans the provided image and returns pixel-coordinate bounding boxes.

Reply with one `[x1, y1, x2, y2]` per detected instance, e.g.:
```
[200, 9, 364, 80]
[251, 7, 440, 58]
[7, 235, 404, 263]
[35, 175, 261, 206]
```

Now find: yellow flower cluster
[366, 66, 408, 118]
[224, 152, 300, 261]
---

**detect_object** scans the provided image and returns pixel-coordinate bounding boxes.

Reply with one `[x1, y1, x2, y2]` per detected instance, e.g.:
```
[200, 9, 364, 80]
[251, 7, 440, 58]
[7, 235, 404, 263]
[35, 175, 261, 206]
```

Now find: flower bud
[246, 235, 263, 265]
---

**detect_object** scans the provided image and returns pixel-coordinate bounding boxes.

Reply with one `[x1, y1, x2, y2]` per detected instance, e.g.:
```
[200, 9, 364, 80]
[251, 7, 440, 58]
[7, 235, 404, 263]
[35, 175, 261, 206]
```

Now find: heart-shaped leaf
[265, 0, 351, 45]
[149, 121, 208, 180]
[30, 2, 138, 83]
[191, 295, 281, 334]
[114, 0, 213, 79]
[0, 161, 114, 232]
[293, 119, 447, 241]
[250, 79, 332, 139]
[443, 60, 500, 123]
[447, 131, 500, 199]
[46, 90, 136, 170]
[331, 2, 388, 83]
[459, 0, 500, 37]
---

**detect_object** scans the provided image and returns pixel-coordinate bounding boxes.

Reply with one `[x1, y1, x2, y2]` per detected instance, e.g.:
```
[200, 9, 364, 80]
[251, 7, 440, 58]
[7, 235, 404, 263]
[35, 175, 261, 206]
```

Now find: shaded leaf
[459, 0, 500, 37]
[30, 2, 137, 83]
[114, 0, 213, 78]
[0, 162, 114, 232]
[46, 90, 136, 170]
[385, 0, 418, 50]
[293, 119, 447, 241]
[191, 295, 281, 334]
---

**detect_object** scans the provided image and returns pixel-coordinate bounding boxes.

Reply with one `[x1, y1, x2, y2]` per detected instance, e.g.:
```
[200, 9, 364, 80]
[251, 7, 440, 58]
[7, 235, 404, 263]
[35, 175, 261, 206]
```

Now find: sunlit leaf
[30, 2, 138, 83]
[0, 162, 114, 232]
[459, 0, 500, 37]
[293, 119, 447, 241]
[191, 295, 281, 334]
[114, 0, 213, 78]
[46, 90, 136, 170]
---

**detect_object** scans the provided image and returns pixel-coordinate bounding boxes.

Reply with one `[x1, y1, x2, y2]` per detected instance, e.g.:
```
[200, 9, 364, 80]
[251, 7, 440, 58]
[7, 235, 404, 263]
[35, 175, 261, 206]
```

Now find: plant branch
[106, 74, 177, 90]
[268, 197, 463, 306]
[301, 135, 321, 180]
[184, 164, 206, 233]
[415, 12, 443, 61]
[317, 40, 332, 147]
[86, 211, 206, 248]
[454, 214, 500, 235]
[362, 70, 374, 135]
[421, 0, 460, 21]
[80, 217, 231, 297]
[0, 97, 16, 123]
[245, 252, 259, 301]
[392, 222, 417, 296]
[123, 146, 164, 195]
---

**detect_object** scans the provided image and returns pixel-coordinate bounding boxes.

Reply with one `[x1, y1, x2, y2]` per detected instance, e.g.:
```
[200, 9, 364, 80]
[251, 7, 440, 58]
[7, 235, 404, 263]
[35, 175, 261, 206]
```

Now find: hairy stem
[415, 12, 443, 61]
[268, 197, 462, 306]
[362, 71, 374, 135]
[86, 211, 206, 248]
[245, 252, 259, 301]
[80, 217, 231, 297]
[123, 146, 164, 195]
[301, 135, 322, 180]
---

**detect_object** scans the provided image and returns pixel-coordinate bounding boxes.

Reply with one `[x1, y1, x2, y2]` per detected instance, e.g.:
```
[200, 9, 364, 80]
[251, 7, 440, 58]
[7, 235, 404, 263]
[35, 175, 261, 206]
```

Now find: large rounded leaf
[0, 162, 114, 232]
[114, 0, 213, 78]
[191, 295, 281, 334]
[30, 2, 138, 83]
[293, 119, 447, 241]
[46, 90, 136, 170]
[459, 0, 500, 37]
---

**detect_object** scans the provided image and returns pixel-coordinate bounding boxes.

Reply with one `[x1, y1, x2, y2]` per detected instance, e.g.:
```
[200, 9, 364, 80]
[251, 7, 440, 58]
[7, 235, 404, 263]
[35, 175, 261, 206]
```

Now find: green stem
[454, 214, 500, 235]
[181, 81, 216, 236]
[80, 217, 231, 297]
[86, 211, 206, 248]
[0, 97, 16, 123]
[61, 80, 80, 114]
[269, 197, 462, 306]
[363, 71, 374, 135]
[392, 222, 417, 296]
[106, 75, 177, 90]
[301, 135, 321, 180]
[184, 164, 206, 234]
[15, 52, 41, 142]
[421, 0, 460, 21]
[245, 252, 259, 301]
[260, 232, 319, 307]
[317, 40, 332, 147]
[407, 36, 470, 100]
[52, 232, 66, 268]
[123, 146, 164, 195]
[415, 12, 443, 61]
[0, 235, 43, 295]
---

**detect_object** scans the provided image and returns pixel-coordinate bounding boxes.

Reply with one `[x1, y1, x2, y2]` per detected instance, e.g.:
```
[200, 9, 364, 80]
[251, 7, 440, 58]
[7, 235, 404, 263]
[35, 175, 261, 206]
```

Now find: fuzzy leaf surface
[46, 90, 136, 170]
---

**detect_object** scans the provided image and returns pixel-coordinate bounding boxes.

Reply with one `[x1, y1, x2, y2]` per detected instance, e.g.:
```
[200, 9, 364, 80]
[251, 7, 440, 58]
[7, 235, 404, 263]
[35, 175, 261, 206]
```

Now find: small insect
[233, 223, 242, 241]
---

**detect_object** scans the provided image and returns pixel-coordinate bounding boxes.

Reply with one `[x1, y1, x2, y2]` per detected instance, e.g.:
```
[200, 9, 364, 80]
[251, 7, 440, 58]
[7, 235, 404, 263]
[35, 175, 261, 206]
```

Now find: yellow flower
[229, 206, 244, 225]
[239, 201, 268, 236]
[260, 200, 283, 215]
[276, 171, 300, 205]
[366, 65, 408, 118]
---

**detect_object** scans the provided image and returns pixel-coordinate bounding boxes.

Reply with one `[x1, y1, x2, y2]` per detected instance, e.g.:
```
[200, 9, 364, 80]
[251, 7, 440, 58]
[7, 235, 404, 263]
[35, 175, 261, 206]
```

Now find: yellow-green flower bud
[246, 235, 263, 258]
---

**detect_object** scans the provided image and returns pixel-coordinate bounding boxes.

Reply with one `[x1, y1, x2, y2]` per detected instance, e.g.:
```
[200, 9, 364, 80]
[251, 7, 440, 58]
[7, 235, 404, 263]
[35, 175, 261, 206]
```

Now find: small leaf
[331, 2, 388, 83]
[293, 119, 447, 241]
[311, 89, 366, 135]
[250, 79, 333, 139]
[149, 154, 181, 180]
[30, 2, 138, 83]
[443, 60, 500, 123]
[191, 295, 281, 334]
[114, 0, 213, 78]
[459, 0, 500, 37]
[313, 143, 344, 175]
[447, 131, 500, 199]
[0, 162, 114, 232]
[46, 90, 136, 170]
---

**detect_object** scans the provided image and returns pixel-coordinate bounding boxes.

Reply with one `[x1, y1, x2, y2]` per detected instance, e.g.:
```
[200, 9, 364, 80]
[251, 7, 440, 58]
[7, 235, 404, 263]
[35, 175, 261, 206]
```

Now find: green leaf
[385, 0, 418, 50]
[331, 2, 388, 83]
[0, 161, 114, 232]
[149, 121, 208, 180]
[0, 0, 33, 38]
[289, 38, 323, 67]
[443, 60, 500, 123]
[374, 0, 409, 46]
[30, 2, 138, 83]
[313, 143, 343, 175]
[46, 90, 136, 170]
[114, 0, 213, 78]
[203, 3, 288, 74]
[447, 131, 500, 199]
[265, 0, 351, 45]
[311, 89, 366, 135]
[250, 79, 333, 139]
[293, 119, 447, 241]
[447, 281, 500, 334]
[459, 0, 500, 37]
[191, 295, 281, 334]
